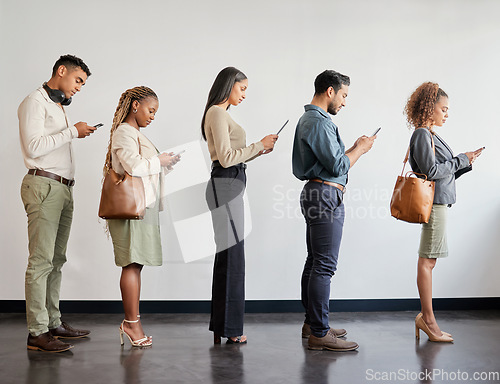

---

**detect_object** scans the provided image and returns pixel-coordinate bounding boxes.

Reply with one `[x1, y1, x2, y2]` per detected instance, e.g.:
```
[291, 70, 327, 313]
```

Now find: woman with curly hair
[404, 82, 483, 342]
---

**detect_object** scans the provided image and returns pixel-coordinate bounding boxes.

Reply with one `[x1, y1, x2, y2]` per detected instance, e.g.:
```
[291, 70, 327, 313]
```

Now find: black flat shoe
[226, 336, 247, 344]
[214, 334, 221, 344]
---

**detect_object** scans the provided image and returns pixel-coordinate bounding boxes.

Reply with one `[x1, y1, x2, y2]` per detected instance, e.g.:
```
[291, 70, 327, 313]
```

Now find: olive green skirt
[418, 204, 448, 259]
[108, 201, 162, 267]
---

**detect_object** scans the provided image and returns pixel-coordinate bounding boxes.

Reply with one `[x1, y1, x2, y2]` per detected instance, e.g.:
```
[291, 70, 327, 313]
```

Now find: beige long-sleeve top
[204, 105, 264, 167]
[111, 123, 170, 210]
[18, 86, 79, 179]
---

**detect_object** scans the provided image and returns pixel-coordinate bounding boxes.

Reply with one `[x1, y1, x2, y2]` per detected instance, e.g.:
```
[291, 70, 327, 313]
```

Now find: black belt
[212, 161, 247, 170]
[28, 169, 75, 187]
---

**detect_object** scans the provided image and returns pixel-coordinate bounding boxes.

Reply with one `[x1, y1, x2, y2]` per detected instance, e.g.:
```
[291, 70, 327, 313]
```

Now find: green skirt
[108, 201, 162, 267]
[418, 204, 448, 259]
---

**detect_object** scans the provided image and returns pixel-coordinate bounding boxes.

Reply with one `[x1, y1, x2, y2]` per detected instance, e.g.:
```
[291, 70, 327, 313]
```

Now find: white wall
[1, 0, 499, 302]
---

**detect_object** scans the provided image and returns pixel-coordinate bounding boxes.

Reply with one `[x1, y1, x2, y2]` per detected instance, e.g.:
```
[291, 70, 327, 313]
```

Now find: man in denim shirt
[292, 70, 375, 351]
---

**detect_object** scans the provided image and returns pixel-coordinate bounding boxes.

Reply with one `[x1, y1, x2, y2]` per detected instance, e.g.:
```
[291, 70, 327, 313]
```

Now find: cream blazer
[111, 123, 169, 210]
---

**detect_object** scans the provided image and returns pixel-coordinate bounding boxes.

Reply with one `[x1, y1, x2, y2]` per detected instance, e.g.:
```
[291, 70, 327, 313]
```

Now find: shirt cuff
[70, 125, 79, 139]
[457, 153, 470, 167]
[153, 155, 162, 171]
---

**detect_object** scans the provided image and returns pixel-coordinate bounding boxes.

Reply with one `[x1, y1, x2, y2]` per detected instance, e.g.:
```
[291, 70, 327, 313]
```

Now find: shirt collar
[304, 104, 330, 119]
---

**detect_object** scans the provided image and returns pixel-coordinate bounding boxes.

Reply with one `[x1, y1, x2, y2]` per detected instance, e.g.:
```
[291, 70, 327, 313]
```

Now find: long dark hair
[201, 67, 247, 140]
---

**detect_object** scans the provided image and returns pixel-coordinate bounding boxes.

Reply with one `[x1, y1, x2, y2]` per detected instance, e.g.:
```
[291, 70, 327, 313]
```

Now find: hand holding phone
[465, 147, 485, 164]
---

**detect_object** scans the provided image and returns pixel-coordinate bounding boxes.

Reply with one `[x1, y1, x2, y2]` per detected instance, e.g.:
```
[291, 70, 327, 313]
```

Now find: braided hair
[404, 82, 448, 130]
[103, 86, 158, 175]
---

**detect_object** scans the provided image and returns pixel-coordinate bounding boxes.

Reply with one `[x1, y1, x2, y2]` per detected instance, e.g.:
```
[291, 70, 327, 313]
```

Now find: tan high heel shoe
[415, 314, 453, 342]
[119, 319, 153, 347]
[416, 313, 452, 338]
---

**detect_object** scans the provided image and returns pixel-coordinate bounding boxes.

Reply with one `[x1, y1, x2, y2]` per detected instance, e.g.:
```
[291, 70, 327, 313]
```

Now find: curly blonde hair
[403, 82, 448, 130]
[103, 86, 158, 175]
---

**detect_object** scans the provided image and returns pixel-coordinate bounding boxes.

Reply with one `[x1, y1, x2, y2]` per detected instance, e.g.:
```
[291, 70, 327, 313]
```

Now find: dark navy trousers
[300, 181, 345, 338]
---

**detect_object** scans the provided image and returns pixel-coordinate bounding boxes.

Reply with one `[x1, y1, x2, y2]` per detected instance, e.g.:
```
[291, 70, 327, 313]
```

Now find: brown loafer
[308, 329, 359, 351]
[49, 322, 90, 339]
[27, 332, 73, 353]
[301, 323, 347, 338]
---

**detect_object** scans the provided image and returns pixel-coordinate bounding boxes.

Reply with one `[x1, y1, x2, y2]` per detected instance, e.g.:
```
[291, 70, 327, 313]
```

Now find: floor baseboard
[1, 297, 498, 314]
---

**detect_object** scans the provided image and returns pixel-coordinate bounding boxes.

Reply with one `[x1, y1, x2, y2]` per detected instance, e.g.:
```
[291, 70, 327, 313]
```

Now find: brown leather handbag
[98, 169, 146, 220]
[99, 137, 146, 220]
[390, 136, 435, 224]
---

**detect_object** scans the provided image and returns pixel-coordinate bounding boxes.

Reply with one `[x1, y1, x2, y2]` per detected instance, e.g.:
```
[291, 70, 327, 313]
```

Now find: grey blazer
[409, 128, 471, 205]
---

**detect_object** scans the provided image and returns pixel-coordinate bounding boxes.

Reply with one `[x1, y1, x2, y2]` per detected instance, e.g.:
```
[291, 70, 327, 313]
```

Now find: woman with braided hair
[104, 86, 179, 347]
[404, 82, 483, 342]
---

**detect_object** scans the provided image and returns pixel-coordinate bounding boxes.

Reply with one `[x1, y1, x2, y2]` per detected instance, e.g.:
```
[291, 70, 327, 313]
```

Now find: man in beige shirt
[18, 54, 97, 352]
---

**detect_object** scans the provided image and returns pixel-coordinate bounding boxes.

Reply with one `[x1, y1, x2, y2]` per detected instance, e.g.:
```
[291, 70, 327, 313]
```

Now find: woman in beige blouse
[103, 86, 178, 347]
[202, 67, 278, 344]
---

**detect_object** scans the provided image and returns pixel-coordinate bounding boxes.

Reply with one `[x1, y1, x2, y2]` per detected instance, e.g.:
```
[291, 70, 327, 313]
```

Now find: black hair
[314, 70, 350, 95]
[201, 67, 247, 140]
[52, 54, 91, 77]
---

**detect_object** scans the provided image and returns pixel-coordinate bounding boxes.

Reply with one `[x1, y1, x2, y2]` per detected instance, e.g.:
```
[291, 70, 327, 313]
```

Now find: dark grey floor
[1, 311, 499, 384]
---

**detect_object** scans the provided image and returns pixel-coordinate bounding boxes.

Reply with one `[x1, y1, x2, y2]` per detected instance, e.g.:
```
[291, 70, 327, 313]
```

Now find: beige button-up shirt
[18, 86, 79, 180]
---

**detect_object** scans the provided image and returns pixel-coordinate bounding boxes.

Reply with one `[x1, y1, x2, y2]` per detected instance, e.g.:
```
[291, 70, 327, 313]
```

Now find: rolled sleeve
[309, 122, 350, 177]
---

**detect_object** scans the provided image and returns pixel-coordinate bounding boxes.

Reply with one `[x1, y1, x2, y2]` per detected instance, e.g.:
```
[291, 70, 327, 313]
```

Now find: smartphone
[277, 120, 289, 135]
[371, 127, 381, 136]
[93, 123, 103, 128]
[173, 149, 185, 157]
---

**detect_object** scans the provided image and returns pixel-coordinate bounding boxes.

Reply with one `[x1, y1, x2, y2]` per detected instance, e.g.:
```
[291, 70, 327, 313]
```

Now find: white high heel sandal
[119, 319, 152, 347]
[137, 315, 152, 341]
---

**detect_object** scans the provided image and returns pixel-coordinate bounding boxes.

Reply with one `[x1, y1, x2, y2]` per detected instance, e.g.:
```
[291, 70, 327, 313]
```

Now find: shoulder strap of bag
[400, 130, 435, 176]
[108, 131, 142, 173]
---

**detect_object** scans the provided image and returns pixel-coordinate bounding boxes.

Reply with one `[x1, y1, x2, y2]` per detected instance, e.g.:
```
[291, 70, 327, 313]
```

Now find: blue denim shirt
[292, 105, 350, 186]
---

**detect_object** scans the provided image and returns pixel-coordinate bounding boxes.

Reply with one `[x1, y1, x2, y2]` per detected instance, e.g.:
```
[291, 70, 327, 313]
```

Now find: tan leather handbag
[98, 137, 146, 220]
[98, 169, 146, 220]
[390, 135, 435, 224]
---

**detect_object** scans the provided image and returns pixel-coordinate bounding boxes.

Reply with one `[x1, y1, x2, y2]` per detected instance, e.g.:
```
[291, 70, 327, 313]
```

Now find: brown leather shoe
[301, 323, 347, 338]
[308, 329, 359, 351]
[49, 322, 90, 339]
[27, 332, 73, 353]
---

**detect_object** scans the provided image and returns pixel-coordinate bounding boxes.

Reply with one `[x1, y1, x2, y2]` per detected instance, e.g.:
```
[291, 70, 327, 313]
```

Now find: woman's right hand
[158, 152, 180, 169]
[260, 134, 279, 151]
[465, 147, 484, 164]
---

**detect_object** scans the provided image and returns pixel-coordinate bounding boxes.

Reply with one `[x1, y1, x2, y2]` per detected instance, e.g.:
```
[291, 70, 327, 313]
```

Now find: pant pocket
[21, 180, 52, 208]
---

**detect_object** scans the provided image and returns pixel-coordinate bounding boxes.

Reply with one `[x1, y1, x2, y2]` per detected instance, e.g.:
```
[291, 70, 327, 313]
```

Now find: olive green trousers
[21, 174, 73, 336]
